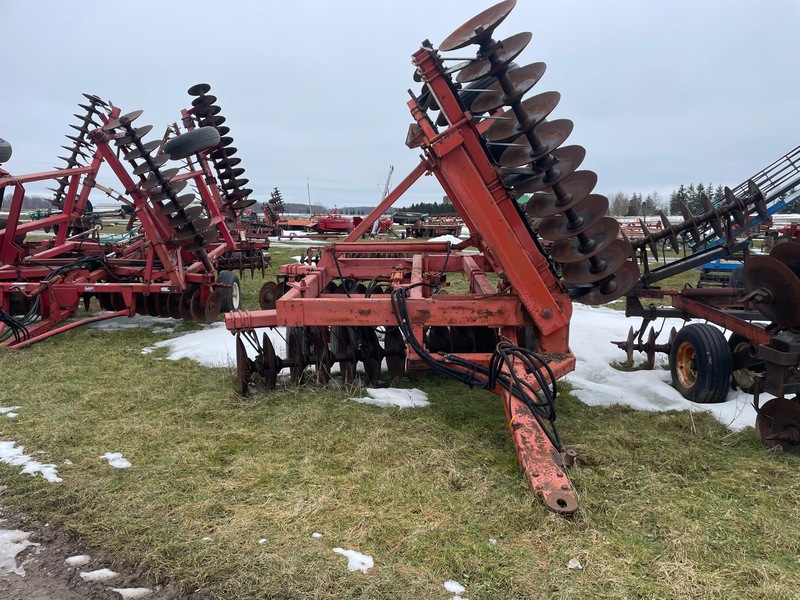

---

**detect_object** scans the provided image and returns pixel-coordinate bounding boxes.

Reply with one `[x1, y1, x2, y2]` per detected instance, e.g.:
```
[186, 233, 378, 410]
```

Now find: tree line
[608, 183, 732, 218]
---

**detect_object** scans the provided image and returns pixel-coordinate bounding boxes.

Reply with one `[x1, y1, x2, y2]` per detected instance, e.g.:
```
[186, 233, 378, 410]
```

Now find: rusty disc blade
[189, 288, 206, 323]
[561, 239, 631, 284]
[204, 290, 222, 322]
[575, 260, 640, 305]
[550, 217, 620, 263]
[142, 168, 180, 190]
[440, 0, 517, 51]
[115, 124, 154, 145]
[470, 62, 547, 113]
[218, 167, 246, 180]
[156, 194, 195, 214]
[221, 178, 250, 191]
[260, 332, 279, 389]
[168, 293, 183, 319]
[742, 255, 800, 328]
[124, 140, 161, 160]
[229, 198, 257, 211]
[497, 119, 573, 167]
[210, 147, 237, 161]
[188, 83, 212, 96]
[508, 144, 586, 192]
[537, 193, 609, 241]
[102, 109, 144, 131]
[769, 242, 800, 278]
[179, 286, 197, 321]
[484, 91, 561, 141]
[156, 293, 172, 318]
[456, 31, 532, 83]
[259, 281, 279, 310]
[525, 170, 598, 218]
[185, 228, 219, 251]
[236, 335, 251, 395]
[168, 205, 204, 228]
[192, 94, 217, 107]
[755, 397, 800, 455]
[148, 179, 188, 200]
[384, 327, 406, 381]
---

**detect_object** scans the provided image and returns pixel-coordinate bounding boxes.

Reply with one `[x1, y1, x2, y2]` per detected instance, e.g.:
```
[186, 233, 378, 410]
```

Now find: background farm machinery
[226, 0, 639, 514]
[0, 85, 269, 347]
[616, 144, 800, 452]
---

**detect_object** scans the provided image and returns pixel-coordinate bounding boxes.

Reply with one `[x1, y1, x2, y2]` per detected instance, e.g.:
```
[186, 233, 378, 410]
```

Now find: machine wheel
[728, 333, 764, 394]
[0, 137, 12, 163]
[217, 270, 242, 312]
[163, 126, 221, 160]
[669, 324, 732, 404]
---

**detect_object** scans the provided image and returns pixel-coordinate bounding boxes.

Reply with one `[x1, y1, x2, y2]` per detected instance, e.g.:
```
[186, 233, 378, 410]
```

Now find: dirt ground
[0, 504, 217, 600]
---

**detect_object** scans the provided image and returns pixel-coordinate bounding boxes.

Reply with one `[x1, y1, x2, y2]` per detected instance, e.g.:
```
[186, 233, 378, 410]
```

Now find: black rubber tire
[0, 137, 11, 163]
[163, 127, 221, 161]
[728, 333, 764, 394]
[669, 323, 732, 404]
[216, 270, 241, 312]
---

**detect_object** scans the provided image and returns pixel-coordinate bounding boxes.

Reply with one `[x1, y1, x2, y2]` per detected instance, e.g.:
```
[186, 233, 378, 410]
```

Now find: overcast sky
[2, 0, 798, 210]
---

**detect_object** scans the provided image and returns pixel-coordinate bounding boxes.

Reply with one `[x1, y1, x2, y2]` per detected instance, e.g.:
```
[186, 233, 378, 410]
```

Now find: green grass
[1, 240, 799, 599]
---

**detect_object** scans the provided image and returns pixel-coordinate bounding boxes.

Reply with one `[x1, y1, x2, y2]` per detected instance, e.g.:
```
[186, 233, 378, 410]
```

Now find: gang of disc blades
[456, 31, 532, 83]
[561, 239, 631, 284]
[537, 193, 609, 241]
[484, 91, 561, 141]
[470, 62, 547, 113]
[439, 0, 517, 51]
[497, 119, 573, 167]
[550, 217, 620, 263]
[742, 255, 800, 328]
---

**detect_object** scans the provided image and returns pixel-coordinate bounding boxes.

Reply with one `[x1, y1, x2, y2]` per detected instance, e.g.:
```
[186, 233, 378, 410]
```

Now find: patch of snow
[0, 529, 38, 577]
[567, 558, 583, 570]
[0, 442, 62, 483]
[109, 587, 154, 598]
[444, 579, 466, 594]
[348, 387, 429, 409]
[427, 234, 462, 245]
[0, 406, 20, 418]
[80, 567, 119, 582]
[332, 547, 374, 573]
[569, 304, 758, 431]
[64, 554, 92, 567]
[258, 538, 267, 544]
[100, 452, 131, 469]
[201, 536, 213, 542]
[488, 538, 497, 545]
[312, 532, 322, 538]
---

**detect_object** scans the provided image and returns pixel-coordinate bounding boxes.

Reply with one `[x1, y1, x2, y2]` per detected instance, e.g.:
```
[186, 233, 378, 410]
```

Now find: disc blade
[574, 260, 640, 305]
[470, 62, 547, 113]
[192, 94, 217, 107]
[156, 194, 195, 214]
[440, 0, 516, 51]
[484, 91, 561, 141]
[769, 241, 800, 278]
[525, 170, 598, 218]
[124, 139, 161, 160]
[562, 239, 631, 284]
[742, 255, 800, 328]
[168, 205, 204, 227]
[187, 83, 212, 96]
[456, 31, 532, 83]
[550, 217, 620, 263]
[148, 179, 188, 200]
[756, 397, 800, 454]
[211, 147, 237, 160]
[507, 144, 586, 192]
[497, 119, 573, 167]
[537, 193, 609, 241]
[102, 109, 144, 131]
[185, 228, 220, 251]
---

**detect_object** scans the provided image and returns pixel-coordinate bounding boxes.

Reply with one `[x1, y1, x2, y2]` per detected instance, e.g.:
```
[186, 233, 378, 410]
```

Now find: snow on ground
[568, 305, 758, 430]
[0, 529, 38, 576]
[332, 548, 374, 573]
[0, 442, 62, 483]
[348, 387, 429, 408]
[100, 452, 132, 469]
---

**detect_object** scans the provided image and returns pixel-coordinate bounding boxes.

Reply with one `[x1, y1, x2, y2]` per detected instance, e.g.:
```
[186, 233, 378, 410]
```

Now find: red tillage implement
[0, 85, 267, 347]
[226, 0, 637, 514]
